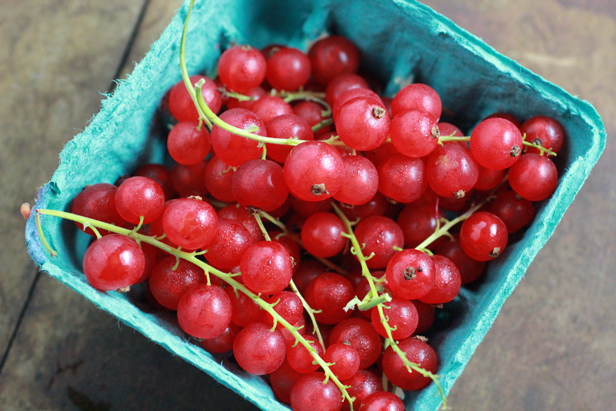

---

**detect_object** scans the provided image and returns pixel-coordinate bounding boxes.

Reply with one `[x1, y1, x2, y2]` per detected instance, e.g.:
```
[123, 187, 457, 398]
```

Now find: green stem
[312, 118, 333, 132]
[35, 211, 57, 257]
[332, 203, 447, 408]
[179, 0, 212, 129]
[36, 208, 355, 409]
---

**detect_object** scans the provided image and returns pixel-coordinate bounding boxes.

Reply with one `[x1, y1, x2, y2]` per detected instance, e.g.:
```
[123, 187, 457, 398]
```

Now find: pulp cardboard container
[25, 0, 606, 410]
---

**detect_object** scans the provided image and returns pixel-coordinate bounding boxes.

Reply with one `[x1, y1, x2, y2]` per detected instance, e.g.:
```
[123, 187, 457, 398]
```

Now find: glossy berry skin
[83, 234, 145, 291]
[336, 97, 390, 151]
[210, 108, 267, 167]
[233, 322, 287, 375]
[115, 176, 166, 224]
[205, 219, 253, 269]
[266, 47, 311, 91]
[72, 183, 125, 236]
[265, 114, 313, 163]
[426, 142, 479, 198]
[231, 159, 289, 211]
[323, 343, 361, 380]
[201, 322, 241, 354]
[459, 211, 508, 261]
[169, 75, 222, 121]
[217, 205, 262, 244]
[470, 118, 523, 170]
[436, 238, 486, 284]
[134, 164, 175, 201]
[377, 154, 427, 204]
[176, 284, 232, 339]
[325, 73, 369, 106]
[162, 198, 218, 250]
[290, 372, 343, 411]
[203, 155, 235, 202]
[390, 109, 439, 158]
[170, 160, 208, 198]
[269, 360, 303, 404]
[167, 121, 211, 165]
[284, 141, 344, 202]
[265, 291, 303, 329]
[386, 249, 436, 300]
[240, 241, 293, 294]
[332, 88, 382, 121]
[251, 95, 294, 124]
[358, 392, 405, 411]
[329, 318, 382, 369]
[225, 286, 263, 327]
[382, 337, 438, 390]
[308, 35, 360, 84]
[475, 165, 505, 190]
[287, 335, 324, 374]
[333, 155, 379, 206]
[371, 295, 419, 339]
[149, 257, 205, 310]
[340, 370, 383, 411]
[419, 255, 461, 304]
[305, 273, 355, 324]
[490, 190, 535, 233]
[508, 153, 559, 201]
[397, 205, 445, 249]
[218, 45, 267, 93]
[354, 216, 404, 269]
[391, 83, 442, 119]
[520, 115, 565, 154]
[301, 212, 347, 258]
[412, 300, 436, 334]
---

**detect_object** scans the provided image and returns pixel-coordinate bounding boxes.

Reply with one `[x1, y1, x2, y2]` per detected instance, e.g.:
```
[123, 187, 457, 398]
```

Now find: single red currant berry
[205, 219, 254, 269]
[301, 212, 347, 258]
[149, 257, 205, 310]
[325, 73, 369, 106]
[391, 83, 442, 119]
[333, 155, 379, 206]
[201, 322, 241, 354]
[426, 142, 479, 199]
[287, 335, 324, 374]
[167, 121, 211, 165]
[340, 370, 383, 411]
[240, 241, 293, 294]
[177, 284, 232, 339]
[323, 343, 361, 380]
[169, 75, 222, 121]
[305, 273, 355, 324]
[382, 337, 438, 390]
[358, 391, 405, 411]
[203, 155, 235, 202]
[419, 255, 461, 304]
[377, 154, 427, 204]
[269, 360, 303, 404]
[115, 176, 166, 224]
[371, 295, 419, 339]
[218, 45, 267, 93]
[508, 153, 559, 201]
[336, 97, 390, 151]
[265, 114, 313, 163]
[390, 109, 440, 158]
[71, 183, 125, 236]
[134, 164, 175, 201]
[470, 118, 523, 170]
[329, 318, 382, 369]
[459, 211, 508, 261]
[520, 115, 565, 154]
[354, 216, 404, 269]
[308, 35, 360, 84]
[291, 372, 343, 411]
[386, 249, 435, 300]
[266, 47, 311, 91]
[233, 322, 287, 375]
[231, 159, 289, 212]
[83, 234, 145, 291]
[490, 190, 535, 233]
[162, 197, 218, 250]
[210, 108, 266, 167]
[284, 141, 344, 202]
[170, 159, 209, 198]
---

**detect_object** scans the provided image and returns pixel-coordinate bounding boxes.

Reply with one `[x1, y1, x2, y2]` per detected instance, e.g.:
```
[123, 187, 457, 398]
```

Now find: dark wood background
[1, 0, 614, 410]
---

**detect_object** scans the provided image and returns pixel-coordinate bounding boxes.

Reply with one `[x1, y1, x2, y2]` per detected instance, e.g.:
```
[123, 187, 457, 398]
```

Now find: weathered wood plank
[422, 0, 616, 409]
[0, 0, 146, 359]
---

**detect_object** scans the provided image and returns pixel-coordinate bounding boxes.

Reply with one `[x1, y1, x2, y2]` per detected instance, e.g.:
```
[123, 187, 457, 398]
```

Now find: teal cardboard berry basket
[25, 0, 605, 409]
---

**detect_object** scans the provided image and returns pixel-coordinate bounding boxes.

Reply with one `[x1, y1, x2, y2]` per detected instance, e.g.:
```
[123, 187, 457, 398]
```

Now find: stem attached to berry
[332, 203, 448, 409]
[438, 134, 556, 156]
[35, 207, 355, 409]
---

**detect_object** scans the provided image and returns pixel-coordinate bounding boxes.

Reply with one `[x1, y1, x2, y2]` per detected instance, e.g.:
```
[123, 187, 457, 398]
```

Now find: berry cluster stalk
[35, 208, 356, 409]
[331, 203, 449, 409]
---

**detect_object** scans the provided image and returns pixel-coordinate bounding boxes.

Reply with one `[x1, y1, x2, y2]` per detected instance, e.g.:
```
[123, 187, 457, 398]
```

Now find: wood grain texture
[0, 0, 146, 360]
[421, 0, 616, 409]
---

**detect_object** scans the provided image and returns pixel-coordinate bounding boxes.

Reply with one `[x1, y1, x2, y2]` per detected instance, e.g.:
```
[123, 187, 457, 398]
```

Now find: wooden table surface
[1, 0, 614, 410]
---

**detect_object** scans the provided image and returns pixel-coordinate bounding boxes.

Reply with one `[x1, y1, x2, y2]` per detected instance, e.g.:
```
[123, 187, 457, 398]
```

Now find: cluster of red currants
[66, 32, 563, 411]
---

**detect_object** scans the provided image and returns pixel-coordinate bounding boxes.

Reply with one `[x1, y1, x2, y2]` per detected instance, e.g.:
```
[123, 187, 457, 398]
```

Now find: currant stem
[179, 0, 212, 129]
[332, 203, 447, 408]
[36, 208, 356, 409]
[35, 211, 57, 257]
[312, 118, 334, 132]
